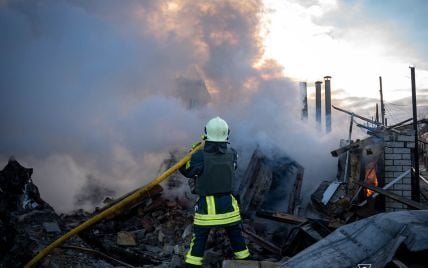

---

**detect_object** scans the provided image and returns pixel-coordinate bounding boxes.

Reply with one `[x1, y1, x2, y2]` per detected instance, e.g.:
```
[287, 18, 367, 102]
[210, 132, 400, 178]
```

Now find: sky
[0, 0, 427, 212]
[261, 0, 428, 120]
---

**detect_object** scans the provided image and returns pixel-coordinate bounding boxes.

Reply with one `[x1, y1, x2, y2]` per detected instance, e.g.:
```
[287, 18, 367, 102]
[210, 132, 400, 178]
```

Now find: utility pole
[410, 66, 420, 202]
[379, 76, 385, 125]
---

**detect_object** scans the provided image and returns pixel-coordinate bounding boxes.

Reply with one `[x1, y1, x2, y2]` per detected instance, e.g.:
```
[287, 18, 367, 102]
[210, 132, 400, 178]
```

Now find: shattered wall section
[238, 149, 303, 216]
[384, 131, 415, 211]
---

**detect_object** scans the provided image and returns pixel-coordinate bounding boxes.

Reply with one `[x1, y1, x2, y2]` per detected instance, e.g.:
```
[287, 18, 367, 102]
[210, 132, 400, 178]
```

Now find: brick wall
[383, 131, 415, 211]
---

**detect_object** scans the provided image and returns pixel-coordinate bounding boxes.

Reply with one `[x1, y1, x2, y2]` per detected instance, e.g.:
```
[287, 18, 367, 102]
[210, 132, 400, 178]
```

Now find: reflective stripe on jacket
[193, 194, 241, 226]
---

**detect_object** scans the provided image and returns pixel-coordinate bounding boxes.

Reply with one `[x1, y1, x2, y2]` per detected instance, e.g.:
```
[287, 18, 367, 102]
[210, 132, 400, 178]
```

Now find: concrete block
[390, 172, 399, 177]
[385, 147, 393, 153]
[393, 148, 411, 154]
[390, 189, 403, 196]
[384, 160, 394, 166]
[397, 135, 415, 142]
[385, 154, 401, 160]
[403, 129, 416, 135]
[402, 165, 412, 171]
[383, 135, 392, 142]
[385, 142, 404, 148]
[385, 165, 402, 172]
[393, 184, 411, 190]
[394, 160, 411, 166]
[402, 154, 411, 160]
[222, 260, 269, 268]
[406, 142, 415, 148]
[402, 190, 412, 198]
[395, 171, 407, 177]
[384, 171, 395, 178]
[402, 177, 411, 184]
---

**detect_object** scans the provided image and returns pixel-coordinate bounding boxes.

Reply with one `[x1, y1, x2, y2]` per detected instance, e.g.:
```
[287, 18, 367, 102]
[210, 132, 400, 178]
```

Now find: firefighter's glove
[188, 176, 197, 194]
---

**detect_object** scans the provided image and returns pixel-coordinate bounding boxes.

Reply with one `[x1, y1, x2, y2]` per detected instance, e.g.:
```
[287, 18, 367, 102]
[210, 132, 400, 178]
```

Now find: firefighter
[179, 116, 250, 267]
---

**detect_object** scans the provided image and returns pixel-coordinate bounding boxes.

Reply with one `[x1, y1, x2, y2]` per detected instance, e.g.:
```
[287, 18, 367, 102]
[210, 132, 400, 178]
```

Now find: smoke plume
[0, 0, 343, 212]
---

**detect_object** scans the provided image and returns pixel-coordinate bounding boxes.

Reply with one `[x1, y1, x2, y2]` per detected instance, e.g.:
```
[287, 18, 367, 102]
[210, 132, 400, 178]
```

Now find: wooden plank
[242, 227, 282, 256]
[257, 210, 307, 224]
[355, 181, 428, 210]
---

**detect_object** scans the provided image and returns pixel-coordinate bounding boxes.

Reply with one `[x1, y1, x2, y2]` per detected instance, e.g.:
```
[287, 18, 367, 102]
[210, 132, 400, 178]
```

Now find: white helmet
[205, 116, 230, 142]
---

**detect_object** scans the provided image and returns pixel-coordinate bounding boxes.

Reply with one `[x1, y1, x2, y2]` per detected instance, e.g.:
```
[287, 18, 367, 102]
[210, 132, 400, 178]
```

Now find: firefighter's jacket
[179, 141, 241, 226]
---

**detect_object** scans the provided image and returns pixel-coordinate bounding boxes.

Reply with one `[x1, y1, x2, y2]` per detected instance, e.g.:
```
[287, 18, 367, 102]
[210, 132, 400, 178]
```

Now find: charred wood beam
[242, 227, 281, 256]
[355, 181, 428, 210]
[418, 139, 428, 145]
[256, 210, 307, 225]
[288, 165, 304, 214]
[330, 136, 376, 157]
[358, 169, 411, 207]
[387, 118, 413, 129]
[61, 246, 136, 268]
[391, 118, 428, 129]
[332, 105, 382, 126]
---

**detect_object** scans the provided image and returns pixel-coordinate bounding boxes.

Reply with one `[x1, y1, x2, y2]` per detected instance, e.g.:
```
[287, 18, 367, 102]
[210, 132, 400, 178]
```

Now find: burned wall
[383, 130, 414, 211]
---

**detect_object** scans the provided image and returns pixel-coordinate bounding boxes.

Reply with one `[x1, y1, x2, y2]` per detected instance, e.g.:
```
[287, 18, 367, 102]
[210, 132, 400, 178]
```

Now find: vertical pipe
[300, 82, 308, 120]
[315, 81, 322, 129]
[376, 103, 379, 123]
[343, 114, 354, 186]
[324, 76, 332, 133]
[379, 76, 385, 125]
[410, 66, 420, 202]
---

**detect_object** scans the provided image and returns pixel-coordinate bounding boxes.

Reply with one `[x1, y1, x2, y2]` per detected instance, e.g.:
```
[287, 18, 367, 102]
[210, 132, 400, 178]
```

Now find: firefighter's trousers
[184, 223, 250, 267]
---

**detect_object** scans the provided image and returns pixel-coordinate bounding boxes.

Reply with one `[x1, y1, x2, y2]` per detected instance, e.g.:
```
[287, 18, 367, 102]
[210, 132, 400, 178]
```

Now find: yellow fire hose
[25, 141, 204, 268]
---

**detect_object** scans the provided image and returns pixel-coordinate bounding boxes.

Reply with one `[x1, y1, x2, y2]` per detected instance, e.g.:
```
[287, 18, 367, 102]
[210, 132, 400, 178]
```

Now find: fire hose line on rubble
[24, 141, 204, 268]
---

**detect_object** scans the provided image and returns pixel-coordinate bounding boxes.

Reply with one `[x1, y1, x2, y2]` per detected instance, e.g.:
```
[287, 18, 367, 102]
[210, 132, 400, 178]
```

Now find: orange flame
[364, 164, 378, 197]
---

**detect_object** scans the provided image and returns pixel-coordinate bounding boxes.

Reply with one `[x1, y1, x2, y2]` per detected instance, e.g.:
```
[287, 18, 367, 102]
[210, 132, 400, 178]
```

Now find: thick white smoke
[1, 0, 348, 212]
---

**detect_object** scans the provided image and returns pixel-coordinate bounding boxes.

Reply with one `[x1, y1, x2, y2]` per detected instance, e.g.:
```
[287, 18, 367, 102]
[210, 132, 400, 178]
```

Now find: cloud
[261, 0, 428, 103]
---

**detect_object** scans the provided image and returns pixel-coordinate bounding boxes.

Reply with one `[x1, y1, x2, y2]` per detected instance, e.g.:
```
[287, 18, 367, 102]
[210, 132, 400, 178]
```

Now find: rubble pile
[0, 156, 288, 267]
[1, 143, 428, 268]
[0, 157, 117, 267]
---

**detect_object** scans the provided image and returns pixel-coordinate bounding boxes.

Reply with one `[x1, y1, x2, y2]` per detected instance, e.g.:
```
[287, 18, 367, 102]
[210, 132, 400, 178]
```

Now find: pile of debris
[1, 144, 428, 268]
[0, 149, 304, 267]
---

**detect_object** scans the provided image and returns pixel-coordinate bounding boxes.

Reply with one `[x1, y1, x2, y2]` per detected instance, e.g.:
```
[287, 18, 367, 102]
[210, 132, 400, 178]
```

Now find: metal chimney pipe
[410, 66, 420, 202]
[315, 81, 322, 128]
[324, 76, 332, 133]
[300, 82, 308, 120]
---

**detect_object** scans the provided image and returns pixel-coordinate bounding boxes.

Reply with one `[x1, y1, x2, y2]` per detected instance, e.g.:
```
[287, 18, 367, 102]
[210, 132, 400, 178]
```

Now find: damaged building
[1, 81, 428, 267]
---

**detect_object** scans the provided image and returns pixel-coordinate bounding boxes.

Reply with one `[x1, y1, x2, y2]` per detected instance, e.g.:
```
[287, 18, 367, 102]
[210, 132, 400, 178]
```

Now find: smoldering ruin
[2, 103, 428, 267]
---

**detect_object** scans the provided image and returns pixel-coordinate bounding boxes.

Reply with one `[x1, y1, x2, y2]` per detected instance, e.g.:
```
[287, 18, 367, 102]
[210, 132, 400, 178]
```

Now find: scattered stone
[144, 245, 162, 255]
[204, 248, 223, 266]
[170, 254, 184, 268]
[174, 244, 185, 255]
[42, 222, 61, 233]
[116, 231, 137, 246]
[158, 230, 165, 243]
[182, 224, 193, 239]
[163, 244, 174, 255]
